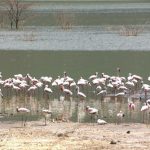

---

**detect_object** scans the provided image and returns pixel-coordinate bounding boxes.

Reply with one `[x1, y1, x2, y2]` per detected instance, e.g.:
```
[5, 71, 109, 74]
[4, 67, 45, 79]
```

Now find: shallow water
[0, 27, 150, 51]
[0, 50, 150, 123]
[0, 95, 146, 123]
[0, 1, 150, 124]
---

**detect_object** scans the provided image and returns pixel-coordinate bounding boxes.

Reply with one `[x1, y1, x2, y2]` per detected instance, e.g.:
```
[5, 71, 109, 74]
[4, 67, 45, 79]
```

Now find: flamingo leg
[22, 115, 24, 127]
[90, 114, 92, 123]
[143, 112, 145, 123]
[45, 117, 47, 126]
[24, 116, 27, 127]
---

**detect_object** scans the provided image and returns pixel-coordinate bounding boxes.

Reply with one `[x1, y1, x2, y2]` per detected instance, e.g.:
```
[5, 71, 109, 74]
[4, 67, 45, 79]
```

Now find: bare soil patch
[0, 121, 150, 149]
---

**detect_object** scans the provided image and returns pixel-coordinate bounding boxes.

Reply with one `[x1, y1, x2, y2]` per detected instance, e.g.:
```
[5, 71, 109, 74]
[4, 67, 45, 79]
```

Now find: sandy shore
[0, 120, 150, 150]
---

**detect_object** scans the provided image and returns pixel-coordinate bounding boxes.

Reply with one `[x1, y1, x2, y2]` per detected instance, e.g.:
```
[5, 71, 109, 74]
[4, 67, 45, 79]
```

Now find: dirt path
[0, 121, 150, 150]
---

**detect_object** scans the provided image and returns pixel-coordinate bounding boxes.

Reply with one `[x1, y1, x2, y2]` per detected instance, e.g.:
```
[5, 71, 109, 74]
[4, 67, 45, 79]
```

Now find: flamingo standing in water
[16, 107, 30, 127]
[128, 101, 135, 122]
[76, 86, 86, 101]
[141, 102, 149, 123]
[89, 72, 98, 80]
[86, 106, 99, 123]
[60, 85, 72, 98]
[116, 111, 125, 124]
[44, 85, 53, 99]
[42, 109, 52, 125]
[0, 89, 3, 99]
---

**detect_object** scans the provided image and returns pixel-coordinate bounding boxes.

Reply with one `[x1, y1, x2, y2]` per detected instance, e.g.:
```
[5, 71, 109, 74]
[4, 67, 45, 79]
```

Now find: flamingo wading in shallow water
[42, 109, 52, 126]
[16, 107, 30, 127]
[141, 102, 149, 123]
[86, 106, 99, 123]
[116, 111, 125, 124]
[76, 86, 86, 101]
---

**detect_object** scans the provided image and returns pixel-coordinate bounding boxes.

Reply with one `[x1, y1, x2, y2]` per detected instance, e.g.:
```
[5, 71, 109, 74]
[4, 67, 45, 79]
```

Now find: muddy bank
[0, 121, 150, 149]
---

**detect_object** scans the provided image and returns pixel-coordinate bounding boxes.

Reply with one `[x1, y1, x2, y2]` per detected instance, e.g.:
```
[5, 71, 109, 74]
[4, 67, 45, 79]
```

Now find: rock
[110, 140, 117, 144]
[126, 130, 130, 134]
[57, 133, 64, 137]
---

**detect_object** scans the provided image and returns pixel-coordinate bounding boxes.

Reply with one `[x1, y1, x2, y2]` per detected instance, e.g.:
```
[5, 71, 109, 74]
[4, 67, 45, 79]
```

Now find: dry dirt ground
[0, 120, 150, 150]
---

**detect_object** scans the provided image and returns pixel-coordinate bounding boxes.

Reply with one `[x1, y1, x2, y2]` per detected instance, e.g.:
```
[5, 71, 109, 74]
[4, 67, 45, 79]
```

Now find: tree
[56, 11, 75, 30]
[4, 0, 31, 30]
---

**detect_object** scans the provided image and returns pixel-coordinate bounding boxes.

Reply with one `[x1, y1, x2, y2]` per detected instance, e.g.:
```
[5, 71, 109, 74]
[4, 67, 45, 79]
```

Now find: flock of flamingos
[0, 68, 150, 126]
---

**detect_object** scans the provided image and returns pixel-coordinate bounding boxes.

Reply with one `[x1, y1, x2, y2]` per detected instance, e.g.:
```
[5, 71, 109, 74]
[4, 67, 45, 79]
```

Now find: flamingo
[25, 73, 32, 85]
[27, 85, 37, 96]
[14, 74, 23, 80]
[141, 103, 149, 111]
[115, 92, 126, 97]
[60, 85, 73, 96]
[116, 111, 125, 124]
[0, 72, 2, 79]
[0, 89, 3, 98]
[146, 99, 150, 105]
[77, 77, 88, 87]
[141, 102, 149, 123]
[89, 72, 98, 80]
[52, 76, 63, 86]
[76, 86, 86, 100]
[44, 85, 53, 99]
[97, 90, 107, 96]
[40, 76, 52, 85]
[128, 101, 135, 111]
[97, 119, 107, 125]
[44, 85, 53, 93]
[42, 109, 52, 125]
[16, 107, 30, 127]
[128, 101, 135, 122]
[117, 67, 121, 77]
[101, 73, 110, 79]
[12, 84, 21, 95]
[86, 106, 99, 122]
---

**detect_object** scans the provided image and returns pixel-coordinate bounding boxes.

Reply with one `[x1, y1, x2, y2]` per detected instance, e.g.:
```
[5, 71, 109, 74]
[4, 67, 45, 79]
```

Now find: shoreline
[0, 121, 150, 149]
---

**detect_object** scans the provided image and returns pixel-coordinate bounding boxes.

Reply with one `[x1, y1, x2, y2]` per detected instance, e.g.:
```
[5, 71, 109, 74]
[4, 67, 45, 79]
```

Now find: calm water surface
[0, 1, 150, 123]
[0, 50, 150, 123]
[0, 51, 149, 80]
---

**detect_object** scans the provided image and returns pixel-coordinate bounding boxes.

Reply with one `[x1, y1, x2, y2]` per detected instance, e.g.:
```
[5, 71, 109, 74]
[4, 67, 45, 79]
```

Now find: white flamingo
[27, 85, 37, 96]
[116, 111, 125, 124]
[44, 85, 53, 93]
[60, 85, 73, 96]
[97, 119, 107, 125]
[76, 86, 86, 100]
[86, 106, 99, 122]
[128, 101, 135, 122]
[42, 109, 52, 125]
[14, 74, 23, 80]
[44, 85, 53, 99]
[89, 72, 98, 80]
[16, 107, 30, 126]
[141, 102, 149, 123]
[0, 89, 3, 98]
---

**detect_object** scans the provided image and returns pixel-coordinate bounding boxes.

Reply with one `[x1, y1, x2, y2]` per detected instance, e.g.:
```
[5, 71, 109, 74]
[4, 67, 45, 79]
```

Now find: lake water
[0, 1, 150, 124]
[0, 50, 150, 123]
[0, 95, 146, 123]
